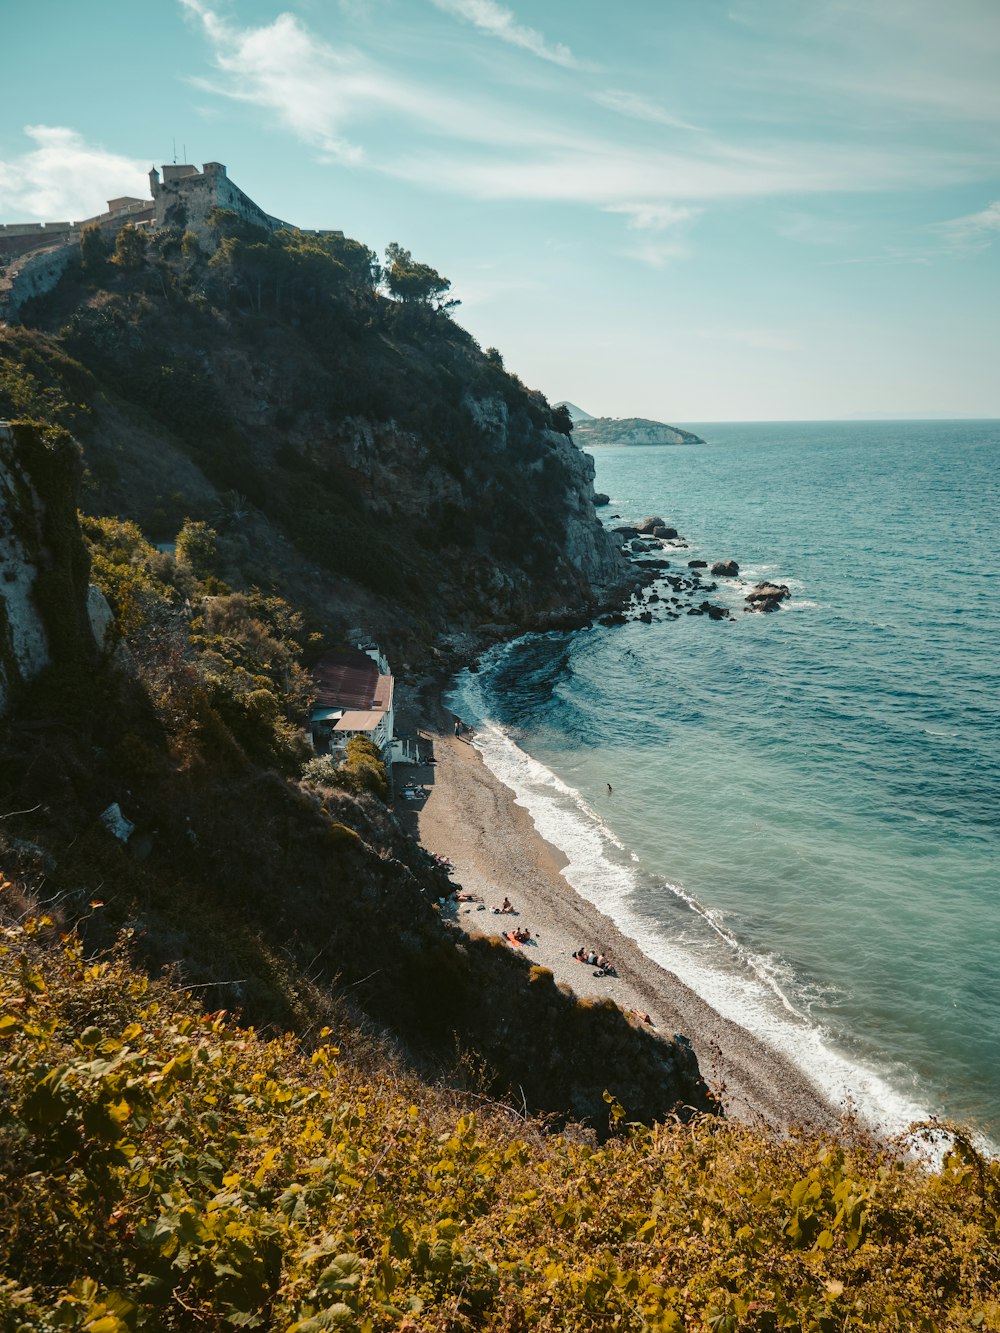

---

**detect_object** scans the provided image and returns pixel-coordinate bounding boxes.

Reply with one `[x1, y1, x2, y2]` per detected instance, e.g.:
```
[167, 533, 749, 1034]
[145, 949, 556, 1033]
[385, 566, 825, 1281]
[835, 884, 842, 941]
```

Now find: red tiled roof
[312, 650, 381, 711]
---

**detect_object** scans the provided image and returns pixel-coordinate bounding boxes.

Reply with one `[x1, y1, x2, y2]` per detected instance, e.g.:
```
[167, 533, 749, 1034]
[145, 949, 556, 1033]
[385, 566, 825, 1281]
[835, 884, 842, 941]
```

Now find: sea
[447, 420, 1000, 1145]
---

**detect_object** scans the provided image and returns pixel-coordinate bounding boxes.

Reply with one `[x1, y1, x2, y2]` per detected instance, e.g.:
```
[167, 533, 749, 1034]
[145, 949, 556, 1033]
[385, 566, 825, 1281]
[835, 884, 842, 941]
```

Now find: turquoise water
[450, 421, 1000, 1140]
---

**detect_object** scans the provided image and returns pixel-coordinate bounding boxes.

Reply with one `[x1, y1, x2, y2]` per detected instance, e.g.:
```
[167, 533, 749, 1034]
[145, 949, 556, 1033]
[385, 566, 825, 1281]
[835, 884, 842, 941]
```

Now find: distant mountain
[554, 400, 594, 422]
[572, 416, 704, 447]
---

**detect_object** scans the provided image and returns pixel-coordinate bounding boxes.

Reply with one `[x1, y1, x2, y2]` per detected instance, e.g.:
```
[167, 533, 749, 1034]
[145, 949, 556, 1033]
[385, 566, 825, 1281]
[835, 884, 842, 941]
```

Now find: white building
[309, 644, 394, 761]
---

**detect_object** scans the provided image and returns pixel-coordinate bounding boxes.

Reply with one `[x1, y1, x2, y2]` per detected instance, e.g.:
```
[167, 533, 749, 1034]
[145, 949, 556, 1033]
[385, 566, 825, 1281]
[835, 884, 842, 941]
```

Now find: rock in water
[745, 581, 791, 612]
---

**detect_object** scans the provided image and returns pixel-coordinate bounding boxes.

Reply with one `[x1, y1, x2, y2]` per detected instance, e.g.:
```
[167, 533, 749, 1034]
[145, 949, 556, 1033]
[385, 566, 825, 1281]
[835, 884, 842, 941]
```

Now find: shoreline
[395, 689, 844, 1134]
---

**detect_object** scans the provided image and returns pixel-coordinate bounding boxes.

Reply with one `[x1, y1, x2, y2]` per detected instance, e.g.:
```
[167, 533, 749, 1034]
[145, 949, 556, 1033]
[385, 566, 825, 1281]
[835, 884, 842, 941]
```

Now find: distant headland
[555, 401, 705, 447]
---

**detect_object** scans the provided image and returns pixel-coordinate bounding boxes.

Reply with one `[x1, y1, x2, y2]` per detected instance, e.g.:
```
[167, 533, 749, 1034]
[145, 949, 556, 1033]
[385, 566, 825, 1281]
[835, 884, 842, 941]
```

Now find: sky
[2, 0, 999, 421]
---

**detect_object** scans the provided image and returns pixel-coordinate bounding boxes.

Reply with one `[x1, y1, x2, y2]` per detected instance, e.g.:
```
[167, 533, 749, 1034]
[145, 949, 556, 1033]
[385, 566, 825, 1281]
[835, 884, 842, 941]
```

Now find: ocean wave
[449, 663, 938, 1141]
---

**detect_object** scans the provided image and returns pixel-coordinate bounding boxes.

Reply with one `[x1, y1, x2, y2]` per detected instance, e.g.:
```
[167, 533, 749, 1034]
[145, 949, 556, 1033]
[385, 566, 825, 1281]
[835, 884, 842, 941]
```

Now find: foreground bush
[1, 923, 998, 1330]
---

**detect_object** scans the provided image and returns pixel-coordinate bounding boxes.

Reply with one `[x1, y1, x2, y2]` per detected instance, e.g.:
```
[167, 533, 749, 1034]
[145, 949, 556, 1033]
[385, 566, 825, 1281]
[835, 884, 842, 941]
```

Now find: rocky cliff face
[573, 416, 704, 447]
[0, 423, 50, 712]
[0, 420, 95, 714]
[2, 260, 634, 658]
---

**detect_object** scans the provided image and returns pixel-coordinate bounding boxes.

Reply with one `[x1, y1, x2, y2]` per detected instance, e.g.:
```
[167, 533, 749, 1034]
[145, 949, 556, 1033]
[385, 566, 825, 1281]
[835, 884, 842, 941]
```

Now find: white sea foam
[450, 664, 937, 1141]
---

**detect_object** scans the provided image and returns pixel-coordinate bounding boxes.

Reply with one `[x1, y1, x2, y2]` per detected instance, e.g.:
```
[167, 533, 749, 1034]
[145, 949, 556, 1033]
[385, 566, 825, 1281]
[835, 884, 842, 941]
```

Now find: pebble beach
[397, 708, 842, 1135]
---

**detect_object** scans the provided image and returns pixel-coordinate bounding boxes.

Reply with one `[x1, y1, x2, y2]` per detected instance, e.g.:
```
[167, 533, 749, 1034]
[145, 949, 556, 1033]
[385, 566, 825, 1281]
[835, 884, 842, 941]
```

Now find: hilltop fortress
[0, 160, 340, 321]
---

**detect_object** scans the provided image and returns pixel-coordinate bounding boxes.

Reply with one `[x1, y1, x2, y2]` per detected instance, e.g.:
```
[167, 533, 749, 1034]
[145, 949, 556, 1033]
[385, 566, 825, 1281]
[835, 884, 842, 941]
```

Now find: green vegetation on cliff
[0, 210, 624, 657]
[1, 425, 704, 1139]
[1, 924, 998, 1331]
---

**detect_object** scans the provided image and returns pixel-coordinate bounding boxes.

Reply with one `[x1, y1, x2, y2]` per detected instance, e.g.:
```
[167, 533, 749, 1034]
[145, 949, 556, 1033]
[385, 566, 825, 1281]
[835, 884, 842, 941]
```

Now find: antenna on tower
[172, 138, 177, 165]
[183, 143, 187, 163]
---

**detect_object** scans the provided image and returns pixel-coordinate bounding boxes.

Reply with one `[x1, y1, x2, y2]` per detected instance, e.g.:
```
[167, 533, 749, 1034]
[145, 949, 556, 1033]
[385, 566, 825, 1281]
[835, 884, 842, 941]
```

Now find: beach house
[309, 645, 395, 762]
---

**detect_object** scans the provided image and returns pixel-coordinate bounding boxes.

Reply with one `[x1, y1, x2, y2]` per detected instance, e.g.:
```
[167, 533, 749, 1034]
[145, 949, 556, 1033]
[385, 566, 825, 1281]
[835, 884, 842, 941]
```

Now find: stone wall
[0, 198, 153, 261]
[152, 161, 293, 235]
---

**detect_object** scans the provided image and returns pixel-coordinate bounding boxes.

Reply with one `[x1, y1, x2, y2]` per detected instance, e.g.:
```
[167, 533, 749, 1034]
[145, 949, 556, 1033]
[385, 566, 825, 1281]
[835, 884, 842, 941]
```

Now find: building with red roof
[310, 644, 395, 760]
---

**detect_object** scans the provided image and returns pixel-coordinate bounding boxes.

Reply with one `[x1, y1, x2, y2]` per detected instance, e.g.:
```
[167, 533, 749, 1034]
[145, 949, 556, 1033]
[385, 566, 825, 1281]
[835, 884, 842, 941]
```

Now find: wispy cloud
[180, 0, 368, 162]
[177, 0, 999, 264]
[179, 0, 570, 162]
[606, 203, 699, 231]
[723, 0, 1000, 128]
[605, 202, 699, 266]
[624, 237, 692, 269]
[938, 200, 1000, 249]
[593, 90, 704, 133]
[386, 134, 970, 208]
[0, 126, 148, 221]
[429, 0, 579, 68]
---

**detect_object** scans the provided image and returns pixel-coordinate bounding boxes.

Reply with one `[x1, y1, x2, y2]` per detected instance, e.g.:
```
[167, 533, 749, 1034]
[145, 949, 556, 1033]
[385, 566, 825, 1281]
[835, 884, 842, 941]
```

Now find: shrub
[2, 926, 1000, 1332]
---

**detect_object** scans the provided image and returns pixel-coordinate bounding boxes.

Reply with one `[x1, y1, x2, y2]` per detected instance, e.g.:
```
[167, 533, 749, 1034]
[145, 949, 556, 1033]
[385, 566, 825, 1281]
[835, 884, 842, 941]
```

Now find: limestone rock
[100, 803, 135, 843]
[87, 585, 116, 653]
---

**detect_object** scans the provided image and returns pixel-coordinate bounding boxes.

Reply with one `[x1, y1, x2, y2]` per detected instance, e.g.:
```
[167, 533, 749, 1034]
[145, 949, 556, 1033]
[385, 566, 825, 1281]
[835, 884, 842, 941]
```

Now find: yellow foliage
[1, 926, 999, 1331]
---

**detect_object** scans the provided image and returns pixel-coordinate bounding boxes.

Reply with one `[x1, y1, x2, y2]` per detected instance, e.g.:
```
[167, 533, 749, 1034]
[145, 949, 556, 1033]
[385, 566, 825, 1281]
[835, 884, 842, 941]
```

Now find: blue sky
[2, 0, 998, 420]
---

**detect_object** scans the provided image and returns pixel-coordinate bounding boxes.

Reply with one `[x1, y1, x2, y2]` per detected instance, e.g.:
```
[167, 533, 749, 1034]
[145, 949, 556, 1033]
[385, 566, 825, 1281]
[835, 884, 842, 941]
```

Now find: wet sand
[396, 711, 844, 1134]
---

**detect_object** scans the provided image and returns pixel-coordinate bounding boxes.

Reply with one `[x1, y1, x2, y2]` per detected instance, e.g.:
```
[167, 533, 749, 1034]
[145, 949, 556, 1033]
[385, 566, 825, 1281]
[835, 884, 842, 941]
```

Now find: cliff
[0, 420, 94, 712]
[0, 214, 707, 1137]
[0, 219, 629, 664]
[573, 416, 705, 447]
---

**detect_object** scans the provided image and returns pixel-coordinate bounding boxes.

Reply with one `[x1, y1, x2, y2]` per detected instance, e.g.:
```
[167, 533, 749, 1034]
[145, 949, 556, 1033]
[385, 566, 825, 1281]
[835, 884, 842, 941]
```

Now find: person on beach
[454, 720, 462, 738]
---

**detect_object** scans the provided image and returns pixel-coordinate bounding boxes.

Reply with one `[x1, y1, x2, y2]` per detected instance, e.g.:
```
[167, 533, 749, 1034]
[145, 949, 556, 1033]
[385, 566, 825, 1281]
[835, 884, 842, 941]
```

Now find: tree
[383, 242, 458, 310]
[111, 223, 149, 270]
[551, 403, 574, 436]
[79, 223, 108, 273]
[175, 520, 221, 581]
